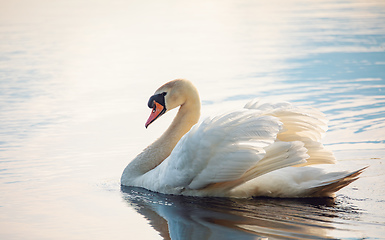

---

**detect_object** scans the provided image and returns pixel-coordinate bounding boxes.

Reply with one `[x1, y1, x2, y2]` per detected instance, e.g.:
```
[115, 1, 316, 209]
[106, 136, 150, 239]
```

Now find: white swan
[121, 79, 365, 198]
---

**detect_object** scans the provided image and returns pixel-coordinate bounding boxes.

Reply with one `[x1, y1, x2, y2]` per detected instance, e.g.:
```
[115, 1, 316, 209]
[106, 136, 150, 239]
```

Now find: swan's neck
[123, 100, 200, 179]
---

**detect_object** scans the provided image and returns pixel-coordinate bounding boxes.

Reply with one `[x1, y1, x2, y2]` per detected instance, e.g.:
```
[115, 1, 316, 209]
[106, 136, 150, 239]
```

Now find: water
[0, 0, 384, 239]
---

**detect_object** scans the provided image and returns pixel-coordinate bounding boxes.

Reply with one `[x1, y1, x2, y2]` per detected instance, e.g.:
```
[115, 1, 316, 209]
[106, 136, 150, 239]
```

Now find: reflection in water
[121, 186, 361, 239]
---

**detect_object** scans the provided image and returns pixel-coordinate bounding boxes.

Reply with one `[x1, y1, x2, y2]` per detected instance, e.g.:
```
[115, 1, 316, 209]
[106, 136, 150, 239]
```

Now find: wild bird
[121, 79, 365, 198]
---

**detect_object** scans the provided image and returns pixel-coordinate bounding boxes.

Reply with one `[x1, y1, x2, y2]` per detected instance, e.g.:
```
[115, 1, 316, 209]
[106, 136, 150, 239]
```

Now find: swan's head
[145, 91, 167, 128]
[145, 79, 199, 128]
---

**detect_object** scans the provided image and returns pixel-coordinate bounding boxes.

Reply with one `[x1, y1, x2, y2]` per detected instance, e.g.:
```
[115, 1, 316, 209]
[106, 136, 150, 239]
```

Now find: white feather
[123, 83, 364, 198]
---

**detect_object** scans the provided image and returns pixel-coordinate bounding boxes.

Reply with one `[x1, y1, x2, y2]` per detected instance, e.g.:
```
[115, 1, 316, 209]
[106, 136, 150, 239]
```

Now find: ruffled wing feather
[245, 100, 336, 166]
[157, 110, 285, 190]
[157, 102, 318, 192]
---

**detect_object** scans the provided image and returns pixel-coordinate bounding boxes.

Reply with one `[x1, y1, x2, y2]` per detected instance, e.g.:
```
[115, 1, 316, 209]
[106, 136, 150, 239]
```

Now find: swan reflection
[121, 186, 353, 240]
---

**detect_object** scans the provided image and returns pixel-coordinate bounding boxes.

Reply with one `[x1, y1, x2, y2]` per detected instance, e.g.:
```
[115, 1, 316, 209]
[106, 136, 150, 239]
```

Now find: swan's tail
[306, 166, 367, 197]
[228, 166, 367, 198]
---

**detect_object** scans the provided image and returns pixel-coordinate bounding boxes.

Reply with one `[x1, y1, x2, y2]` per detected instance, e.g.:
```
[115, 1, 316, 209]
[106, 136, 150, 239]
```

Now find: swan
[121, 79, 365, 198]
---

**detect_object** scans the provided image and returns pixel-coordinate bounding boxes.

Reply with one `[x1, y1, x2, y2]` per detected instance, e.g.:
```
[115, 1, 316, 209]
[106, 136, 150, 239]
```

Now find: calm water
[1, 0, 385, 239]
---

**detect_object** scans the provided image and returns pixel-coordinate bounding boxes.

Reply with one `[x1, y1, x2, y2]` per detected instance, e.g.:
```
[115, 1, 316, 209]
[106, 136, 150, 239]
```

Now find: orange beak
[145, 101, 165, 128]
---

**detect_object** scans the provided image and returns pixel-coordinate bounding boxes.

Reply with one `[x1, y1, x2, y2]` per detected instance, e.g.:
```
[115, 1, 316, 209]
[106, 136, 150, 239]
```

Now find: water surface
[0, 0, 384, 239]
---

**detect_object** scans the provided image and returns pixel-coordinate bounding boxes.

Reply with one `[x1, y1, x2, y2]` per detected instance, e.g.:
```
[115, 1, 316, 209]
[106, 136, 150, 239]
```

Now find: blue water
[0, 0, 384, 239]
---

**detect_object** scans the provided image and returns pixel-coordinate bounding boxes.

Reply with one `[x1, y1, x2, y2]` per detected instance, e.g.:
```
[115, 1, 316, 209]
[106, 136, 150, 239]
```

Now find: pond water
[1, 0, 384, 239]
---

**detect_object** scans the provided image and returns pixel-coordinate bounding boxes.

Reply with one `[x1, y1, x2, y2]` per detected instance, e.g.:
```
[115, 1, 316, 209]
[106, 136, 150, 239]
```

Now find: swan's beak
[145, 101, 166, 128]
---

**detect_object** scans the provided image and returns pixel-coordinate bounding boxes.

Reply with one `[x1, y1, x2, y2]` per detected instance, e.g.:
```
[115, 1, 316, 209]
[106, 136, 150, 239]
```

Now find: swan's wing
[157, 109, 306, 191]
[245, 99, 328, 141]
[245, 100, 336, 165]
